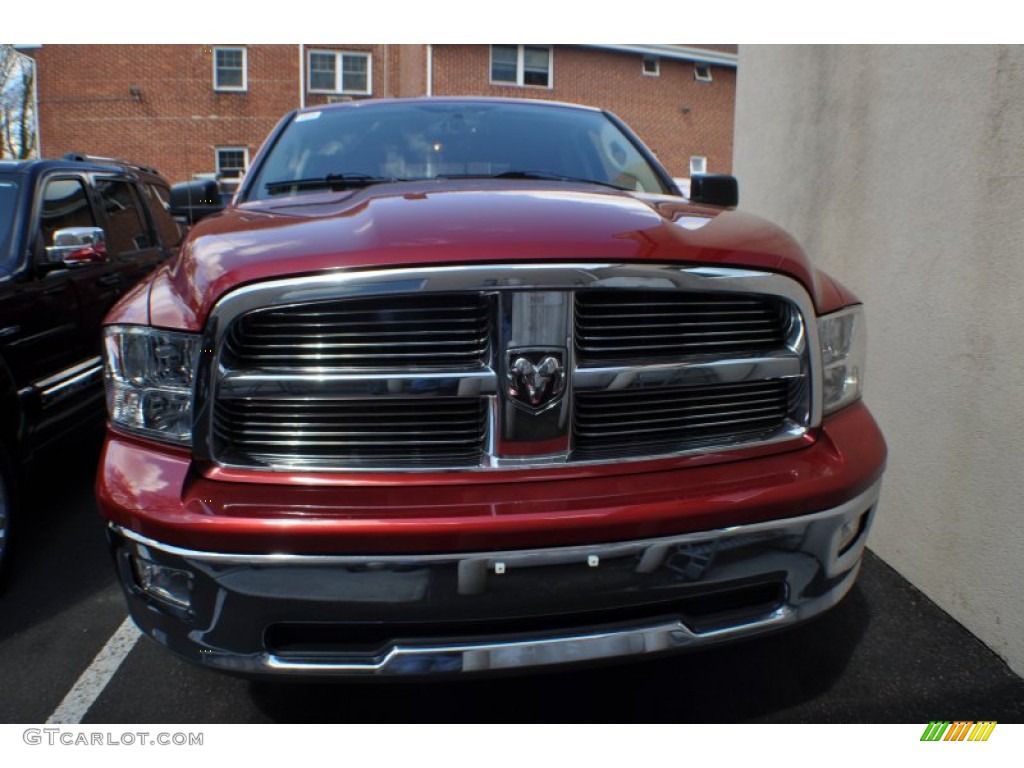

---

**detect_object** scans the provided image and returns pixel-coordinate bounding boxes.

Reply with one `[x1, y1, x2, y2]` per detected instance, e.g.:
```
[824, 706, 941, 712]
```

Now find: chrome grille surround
[196, 264, 821, 472]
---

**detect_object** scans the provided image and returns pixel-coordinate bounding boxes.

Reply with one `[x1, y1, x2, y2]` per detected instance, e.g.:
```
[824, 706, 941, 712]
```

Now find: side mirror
[45, 226, 108, 266]
[169, 179, 225, 224]
[690, 174, 739, 207]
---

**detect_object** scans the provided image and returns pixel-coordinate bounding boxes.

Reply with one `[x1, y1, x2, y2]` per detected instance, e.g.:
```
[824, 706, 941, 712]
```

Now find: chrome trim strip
[206, 265, 816, 324]
[34, 355, 103, 390]
[198, 264, 822, 472]
[572, 353, 803, 392]
[6, 323, 78, 350]
[36, 356, 104, 408]
[112, 480, 880, 567]
[217, 369, 498, 399]
[262, 610, 797, 674]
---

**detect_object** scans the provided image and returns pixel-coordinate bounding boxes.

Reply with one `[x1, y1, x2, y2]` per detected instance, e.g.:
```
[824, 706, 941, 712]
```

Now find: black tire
[0, 452, 13, 583]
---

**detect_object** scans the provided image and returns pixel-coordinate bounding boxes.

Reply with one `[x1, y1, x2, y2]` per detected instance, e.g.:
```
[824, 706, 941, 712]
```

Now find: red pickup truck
[98, 98, 886, 677]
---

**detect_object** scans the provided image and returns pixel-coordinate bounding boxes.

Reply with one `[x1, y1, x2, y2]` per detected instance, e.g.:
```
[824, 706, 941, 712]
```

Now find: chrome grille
[213, 398, 487, 468]
[573, 380, 792, 459]
[223, 293, 490, 369]
[201, 264, 819, 472]
[575, 290, 788, 364]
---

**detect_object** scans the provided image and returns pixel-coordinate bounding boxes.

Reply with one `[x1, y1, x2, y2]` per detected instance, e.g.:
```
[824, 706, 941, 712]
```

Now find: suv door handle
[97, 274, 123, 287]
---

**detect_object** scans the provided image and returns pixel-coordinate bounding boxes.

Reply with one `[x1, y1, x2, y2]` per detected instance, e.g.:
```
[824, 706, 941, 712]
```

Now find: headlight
[103, 325, 200, 445]
[818, 305, 866, 415]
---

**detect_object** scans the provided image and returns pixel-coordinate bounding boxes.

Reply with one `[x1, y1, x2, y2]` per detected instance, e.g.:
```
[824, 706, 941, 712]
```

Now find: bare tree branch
[0, 44, 38, 159]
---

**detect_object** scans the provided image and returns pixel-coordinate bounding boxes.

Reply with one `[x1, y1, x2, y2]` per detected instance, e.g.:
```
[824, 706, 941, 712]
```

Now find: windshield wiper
[437, 170, 632, 191]
[264, 173, 397, 195]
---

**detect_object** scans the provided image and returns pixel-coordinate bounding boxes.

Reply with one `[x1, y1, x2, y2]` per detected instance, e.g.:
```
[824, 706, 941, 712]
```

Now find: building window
[694, 63, 713, 82]
[642, 57, 660, 76]
[690, 155, 708, 176]
[213, 47, 247, 91]
[307, 50, 372, 95]
[216, 147, 248, 179]
[490, 45, 552, 88]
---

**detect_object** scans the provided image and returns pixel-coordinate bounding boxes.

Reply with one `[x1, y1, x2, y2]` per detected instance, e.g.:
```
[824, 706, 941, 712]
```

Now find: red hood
[140, 180, 854, 331]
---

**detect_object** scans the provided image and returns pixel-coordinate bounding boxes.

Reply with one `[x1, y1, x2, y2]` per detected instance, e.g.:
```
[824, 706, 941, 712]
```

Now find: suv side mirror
[45, 226, 108, 266]
[690, 174, 739, 207]
[169, 179, 225, 224]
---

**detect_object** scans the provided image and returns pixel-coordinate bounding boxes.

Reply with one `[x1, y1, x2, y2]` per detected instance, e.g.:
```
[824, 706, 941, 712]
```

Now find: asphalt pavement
[1, 431, 1021, 724]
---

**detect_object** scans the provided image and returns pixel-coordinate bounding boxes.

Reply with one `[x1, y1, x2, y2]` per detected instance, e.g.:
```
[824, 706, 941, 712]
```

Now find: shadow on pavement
[0, 428, 119, 642]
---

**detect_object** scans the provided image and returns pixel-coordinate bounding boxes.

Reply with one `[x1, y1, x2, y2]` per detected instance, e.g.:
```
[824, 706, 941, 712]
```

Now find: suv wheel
[0, 457, 12, 581]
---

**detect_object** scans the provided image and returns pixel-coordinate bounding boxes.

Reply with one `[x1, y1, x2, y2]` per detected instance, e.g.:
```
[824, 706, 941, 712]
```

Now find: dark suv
[0, 154, 182, 575]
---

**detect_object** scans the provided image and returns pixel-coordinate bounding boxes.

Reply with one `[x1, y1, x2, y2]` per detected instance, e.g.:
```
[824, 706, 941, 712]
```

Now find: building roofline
[582, 44, 738, 68]
[298, 96, 605, 114]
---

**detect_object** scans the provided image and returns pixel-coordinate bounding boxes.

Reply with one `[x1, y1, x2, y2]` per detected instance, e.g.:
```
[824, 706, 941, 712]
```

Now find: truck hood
[144, 180, 853, 331]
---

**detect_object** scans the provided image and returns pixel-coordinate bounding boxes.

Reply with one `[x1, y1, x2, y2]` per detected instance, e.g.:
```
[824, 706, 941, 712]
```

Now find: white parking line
[46, 616, 141, 724]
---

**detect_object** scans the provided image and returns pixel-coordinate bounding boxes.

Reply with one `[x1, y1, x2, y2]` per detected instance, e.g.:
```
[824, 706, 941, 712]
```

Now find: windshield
[0, 174, 21, 269]
[246, 102, 671, 200]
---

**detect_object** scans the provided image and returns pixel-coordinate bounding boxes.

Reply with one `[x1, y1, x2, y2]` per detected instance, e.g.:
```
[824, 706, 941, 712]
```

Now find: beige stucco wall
[734, 45, 1024, 676]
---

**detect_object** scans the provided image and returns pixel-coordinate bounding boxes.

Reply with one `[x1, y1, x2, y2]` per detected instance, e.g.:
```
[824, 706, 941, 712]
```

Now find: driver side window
[38, 177, 97, 256]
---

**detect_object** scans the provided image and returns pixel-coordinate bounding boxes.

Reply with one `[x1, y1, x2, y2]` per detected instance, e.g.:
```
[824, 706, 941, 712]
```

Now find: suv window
[142, 182, 183, 250]
[0, 174, 19, 263]
[39, 177, 98, 250]
[95, 178, 153, 255]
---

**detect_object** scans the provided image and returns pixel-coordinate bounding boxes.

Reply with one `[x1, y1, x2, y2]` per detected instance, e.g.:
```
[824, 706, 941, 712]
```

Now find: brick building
[31, 44, 736, 184]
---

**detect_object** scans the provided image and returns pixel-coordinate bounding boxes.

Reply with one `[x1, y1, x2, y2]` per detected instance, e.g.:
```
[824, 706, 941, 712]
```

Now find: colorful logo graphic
[921, 721, 997, 742]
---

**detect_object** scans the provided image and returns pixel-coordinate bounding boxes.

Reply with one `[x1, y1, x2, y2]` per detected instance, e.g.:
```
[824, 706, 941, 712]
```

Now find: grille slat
[243, 331, 486, 342]
[581, 321, 781, 333]
[575, 411, 788, 438]
[239, 340, 488, 350]
[224, 437, 482, 446]
[576, 310, 773, 320]
[582, 331, 781, 342]
[576, 391, 786, 413]
[580, 338, 782, 354]
[217, 425, 484, 439]
[575, 290, 788, 364]
[578, 303, 771, 310]
[576, 402, 788, 427]
[216, 414, 482, 426]
[232, 352, 486, 363]
[264, 305, 485, 319]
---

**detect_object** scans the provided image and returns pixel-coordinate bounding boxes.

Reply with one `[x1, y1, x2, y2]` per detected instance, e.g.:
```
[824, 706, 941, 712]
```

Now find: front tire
[0, 454, 13, 582]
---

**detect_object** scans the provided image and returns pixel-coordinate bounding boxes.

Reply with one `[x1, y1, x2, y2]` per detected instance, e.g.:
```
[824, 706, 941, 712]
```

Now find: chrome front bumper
[109, 480, 881, 677]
